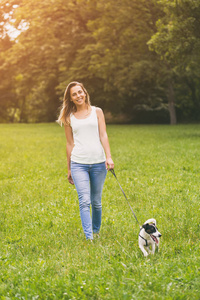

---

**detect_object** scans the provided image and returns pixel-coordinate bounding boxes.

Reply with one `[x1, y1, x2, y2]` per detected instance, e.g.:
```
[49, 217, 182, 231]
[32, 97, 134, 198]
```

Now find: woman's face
[70, 85, 86, 107]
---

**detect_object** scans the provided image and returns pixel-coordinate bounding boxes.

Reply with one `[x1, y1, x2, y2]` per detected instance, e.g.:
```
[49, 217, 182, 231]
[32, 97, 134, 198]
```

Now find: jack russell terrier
[139, 218, 162, 257]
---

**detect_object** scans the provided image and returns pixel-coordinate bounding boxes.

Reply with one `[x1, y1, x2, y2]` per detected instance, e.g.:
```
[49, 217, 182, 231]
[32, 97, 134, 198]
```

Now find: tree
[1, 0, 97, 122]
[1, 0, 199, 124]
[0, 0, 20, 122]
[148, 0, 200, 123]
[68, 0, 166, 120]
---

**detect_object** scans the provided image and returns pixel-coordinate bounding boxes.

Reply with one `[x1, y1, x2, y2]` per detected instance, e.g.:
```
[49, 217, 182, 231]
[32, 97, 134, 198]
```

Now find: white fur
[139, 218, 161, 257]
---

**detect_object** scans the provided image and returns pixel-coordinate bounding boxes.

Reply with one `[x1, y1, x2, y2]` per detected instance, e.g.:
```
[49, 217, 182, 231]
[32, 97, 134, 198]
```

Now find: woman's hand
[106, 157, 114, 170]
[68, 170, 74, 185]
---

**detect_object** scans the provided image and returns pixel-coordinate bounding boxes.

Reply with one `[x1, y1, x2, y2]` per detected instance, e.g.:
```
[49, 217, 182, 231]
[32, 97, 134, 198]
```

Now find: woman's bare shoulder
[95, 107, 103, 116]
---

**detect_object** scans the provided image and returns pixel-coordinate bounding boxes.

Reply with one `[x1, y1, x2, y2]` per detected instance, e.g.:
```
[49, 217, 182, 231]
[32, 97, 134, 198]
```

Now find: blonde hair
[57, 81, 91, 126]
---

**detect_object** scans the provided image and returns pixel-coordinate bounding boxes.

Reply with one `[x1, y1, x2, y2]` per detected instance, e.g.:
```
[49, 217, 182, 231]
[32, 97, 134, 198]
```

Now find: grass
[0, 123, 199, 299]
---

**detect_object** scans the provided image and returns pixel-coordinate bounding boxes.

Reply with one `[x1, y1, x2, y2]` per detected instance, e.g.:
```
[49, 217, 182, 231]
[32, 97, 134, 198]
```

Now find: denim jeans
[71, 161, 107, 240]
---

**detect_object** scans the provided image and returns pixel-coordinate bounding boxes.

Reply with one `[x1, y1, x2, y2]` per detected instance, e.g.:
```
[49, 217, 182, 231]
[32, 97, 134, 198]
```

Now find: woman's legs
[71, 162, 107, 239]
[90, 163, 107, 234]
[71, 162, 93, 240]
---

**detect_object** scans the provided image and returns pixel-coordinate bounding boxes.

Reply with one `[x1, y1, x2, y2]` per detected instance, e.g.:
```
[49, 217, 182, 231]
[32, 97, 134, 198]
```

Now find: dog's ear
[142, 223, 148, 229]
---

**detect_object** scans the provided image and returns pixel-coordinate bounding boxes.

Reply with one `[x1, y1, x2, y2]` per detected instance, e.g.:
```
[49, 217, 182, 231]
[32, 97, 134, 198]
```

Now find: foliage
[68, 0, 165, 115]
[0, 0, 200, 123]
[0, 123, 200, 298]
[148, 0, 200, 122]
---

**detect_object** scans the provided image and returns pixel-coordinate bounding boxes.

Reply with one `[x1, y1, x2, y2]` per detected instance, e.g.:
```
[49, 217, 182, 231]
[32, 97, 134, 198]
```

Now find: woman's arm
[64, 124, 74, 184]
[96, 107, 114, 170]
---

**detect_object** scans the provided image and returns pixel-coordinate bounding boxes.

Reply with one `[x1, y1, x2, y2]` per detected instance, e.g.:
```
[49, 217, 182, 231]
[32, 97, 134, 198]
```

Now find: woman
[57, 81, 114, 241]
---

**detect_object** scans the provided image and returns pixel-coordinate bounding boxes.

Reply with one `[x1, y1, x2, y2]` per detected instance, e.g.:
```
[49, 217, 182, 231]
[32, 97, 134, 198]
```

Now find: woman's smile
[70, 85, 86, 106]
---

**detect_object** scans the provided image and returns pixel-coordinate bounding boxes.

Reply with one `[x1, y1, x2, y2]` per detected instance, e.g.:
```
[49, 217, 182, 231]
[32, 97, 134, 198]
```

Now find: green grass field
[0, 123, 199, 299]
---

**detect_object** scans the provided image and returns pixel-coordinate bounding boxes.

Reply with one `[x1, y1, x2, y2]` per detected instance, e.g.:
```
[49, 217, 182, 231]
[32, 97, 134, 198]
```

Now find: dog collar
[139, 234, 148, 247]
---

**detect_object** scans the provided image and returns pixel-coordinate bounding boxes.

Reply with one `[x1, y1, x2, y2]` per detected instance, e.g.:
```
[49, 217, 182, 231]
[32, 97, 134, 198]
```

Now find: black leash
[110, 169, 141, 228]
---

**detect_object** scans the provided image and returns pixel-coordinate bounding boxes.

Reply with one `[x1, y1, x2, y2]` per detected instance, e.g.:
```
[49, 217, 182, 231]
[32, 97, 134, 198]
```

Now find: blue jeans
[71, 161, 107, 240]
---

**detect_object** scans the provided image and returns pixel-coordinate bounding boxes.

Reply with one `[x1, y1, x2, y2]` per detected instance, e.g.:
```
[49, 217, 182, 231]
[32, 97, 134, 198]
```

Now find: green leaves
[0, 0, 200, 123]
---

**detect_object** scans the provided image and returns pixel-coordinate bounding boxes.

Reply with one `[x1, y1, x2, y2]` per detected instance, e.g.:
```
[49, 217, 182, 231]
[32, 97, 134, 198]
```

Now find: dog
[138, 218, 162, 257]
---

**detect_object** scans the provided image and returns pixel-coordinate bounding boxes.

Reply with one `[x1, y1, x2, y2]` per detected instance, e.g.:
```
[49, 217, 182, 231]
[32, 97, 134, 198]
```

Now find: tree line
[0, 0, 200, 124]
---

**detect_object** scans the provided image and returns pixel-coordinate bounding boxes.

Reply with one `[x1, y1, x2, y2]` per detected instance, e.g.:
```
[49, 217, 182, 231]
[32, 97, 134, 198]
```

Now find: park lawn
[0, 123, 199, 299]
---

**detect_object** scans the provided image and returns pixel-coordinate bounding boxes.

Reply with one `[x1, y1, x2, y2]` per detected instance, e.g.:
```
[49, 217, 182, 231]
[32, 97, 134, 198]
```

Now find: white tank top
[70, 106, 106, 164]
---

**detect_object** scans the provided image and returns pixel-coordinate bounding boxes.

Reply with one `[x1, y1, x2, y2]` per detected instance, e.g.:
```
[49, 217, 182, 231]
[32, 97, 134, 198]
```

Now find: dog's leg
[150, 243, 155, 255]
[139, 245, 149, 257]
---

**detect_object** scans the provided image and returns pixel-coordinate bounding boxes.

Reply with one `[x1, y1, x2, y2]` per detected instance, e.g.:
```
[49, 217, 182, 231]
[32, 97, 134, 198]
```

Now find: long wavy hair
[57, 81, 91, 126]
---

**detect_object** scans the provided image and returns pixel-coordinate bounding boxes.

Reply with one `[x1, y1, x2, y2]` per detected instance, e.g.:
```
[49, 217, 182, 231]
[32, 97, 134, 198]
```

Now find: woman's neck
[75, 103, 89, 112]
[73, 105, 92, 119]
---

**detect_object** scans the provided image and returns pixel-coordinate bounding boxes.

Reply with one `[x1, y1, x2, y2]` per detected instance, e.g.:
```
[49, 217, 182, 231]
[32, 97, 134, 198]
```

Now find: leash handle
[110, 169, 141, 227]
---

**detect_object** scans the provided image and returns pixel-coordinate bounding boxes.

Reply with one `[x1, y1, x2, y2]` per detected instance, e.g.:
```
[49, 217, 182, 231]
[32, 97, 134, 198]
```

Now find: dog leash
[110, 169, 141, 228]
